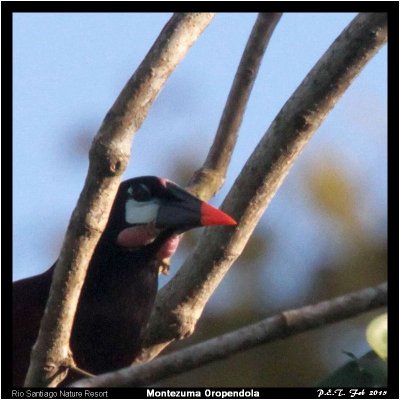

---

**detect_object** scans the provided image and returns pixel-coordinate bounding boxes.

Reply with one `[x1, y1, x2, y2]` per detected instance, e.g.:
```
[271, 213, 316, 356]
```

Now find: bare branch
[24, 13, 215, 387]
[71, 283, 387, 387]
[136, 13, 388, 363]
[188, 13, 282, 200]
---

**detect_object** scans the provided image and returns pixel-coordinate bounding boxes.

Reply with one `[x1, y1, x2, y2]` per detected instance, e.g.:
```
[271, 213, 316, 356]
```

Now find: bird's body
[13, 177, 236, 386]
[13, 268, 54, 386]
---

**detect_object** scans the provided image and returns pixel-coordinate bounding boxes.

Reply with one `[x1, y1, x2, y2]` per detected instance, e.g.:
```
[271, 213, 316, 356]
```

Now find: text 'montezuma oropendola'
[13, 176, 236, 386]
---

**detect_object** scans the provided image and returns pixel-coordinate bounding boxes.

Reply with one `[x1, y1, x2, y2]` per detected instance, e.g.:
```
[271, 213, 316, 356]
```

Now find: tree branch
[71, 283, 387, 387]
[24, 13, 215, 387]
[188, 13, 282, 200]
[136, 13, 388, 363]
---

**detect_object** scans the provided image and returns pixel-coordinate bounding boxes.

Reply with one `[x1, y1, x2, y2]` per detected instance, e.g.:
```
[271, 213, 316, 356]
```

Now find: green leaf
[366, 313, 387, 361]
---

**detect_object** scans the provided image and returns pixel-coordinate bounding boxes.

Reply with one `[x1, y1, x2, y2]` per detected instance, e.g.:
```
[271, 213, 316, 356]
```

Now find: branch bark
[135, 12, 388, 363]
[24, 13, 215, 387]
[71, 283, 387, 387]
[188, 13, 282, 200]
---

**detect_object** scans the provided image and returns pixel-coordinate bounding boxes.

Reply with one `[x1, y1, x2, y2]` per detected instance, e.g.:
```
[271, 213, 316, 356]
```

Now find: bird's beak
[156, 182, 237, 231]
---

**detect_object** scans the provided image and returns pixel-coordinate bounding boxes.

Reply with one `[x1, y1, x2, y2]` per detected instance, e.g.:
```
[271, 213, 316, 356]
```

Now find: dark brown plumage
[13, 177, 236, 386]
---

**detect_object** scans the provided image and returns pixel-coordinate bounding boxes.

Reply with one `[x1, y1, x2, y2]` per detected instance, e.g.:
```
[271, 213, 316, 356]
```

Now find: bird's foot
[158, 258, 171, 275]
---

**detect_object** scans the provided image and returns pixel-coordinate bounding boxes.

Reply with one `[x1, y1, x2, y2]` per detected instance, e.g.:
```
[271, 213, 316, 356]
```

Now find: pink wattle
[116, 226, 182, 261]
[156, 235, 182, 259]
[116, 225, 159, 248]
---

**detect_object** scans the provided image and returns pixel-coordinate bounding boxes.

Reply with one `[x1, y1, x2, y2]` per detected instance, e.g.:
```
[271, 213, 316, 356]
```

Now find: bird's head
[104, 176, 236, 258]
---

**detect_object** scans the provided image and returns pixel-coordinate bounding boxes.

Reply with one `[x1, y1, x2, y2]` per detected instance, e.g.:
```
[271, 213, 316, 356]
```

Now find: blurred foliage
[318, 351, 387, 387]
[366, 313, 387, 361]
[307, 157, 358, 229]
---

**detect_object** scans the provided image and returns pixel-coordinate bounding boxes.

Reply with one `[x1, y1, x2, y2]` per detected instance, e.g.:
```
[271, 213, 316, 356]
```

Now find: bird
[13, 176, 236, 386]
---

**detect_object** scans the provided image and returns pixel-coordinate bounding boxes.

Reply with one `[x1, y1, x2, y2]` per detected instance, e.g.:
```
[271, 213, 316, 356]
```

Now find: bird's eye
[128, 183, 153, 202]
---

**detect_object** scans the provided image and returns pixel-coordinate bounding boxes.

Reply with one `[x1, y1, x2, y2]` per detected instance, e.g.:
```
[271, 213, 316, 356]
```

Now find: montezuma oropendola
[12, 176, 236, 386]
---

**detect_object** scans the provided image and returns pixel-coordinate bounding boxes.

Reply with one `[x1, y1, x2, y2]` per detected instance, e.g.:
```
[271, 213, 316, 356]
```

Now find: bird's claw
[158, 258, 171, 275]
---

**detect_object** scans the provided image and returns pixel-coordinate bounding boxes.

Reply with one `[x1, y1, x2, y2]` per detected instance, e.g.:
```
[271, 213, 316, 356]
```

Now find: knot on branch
[238, 67, 255, 85]
[150, 303, 199, 341]
[188, 168, 225, 200]
[31, 361, 69, 387]
[170, 308, 200, 339]
[89, 138, 129, 177]
[293, 112, 314, 135]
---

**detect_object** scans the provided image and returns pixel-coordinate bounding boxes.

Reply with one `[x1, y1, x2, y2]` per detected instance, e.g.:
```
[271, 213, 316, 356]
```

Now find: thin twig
[136, 12, 388, 364]
[71, 283, 387, 387]
[188, 13, 282, 200]
[24, 13, 215, 387]
[67, 365, 95, 379]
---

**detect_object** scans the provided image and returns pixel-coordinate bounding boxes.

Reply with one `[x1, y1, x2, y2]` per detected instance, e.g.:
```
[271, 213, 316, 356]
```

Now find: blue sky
[13, 11, 387, 318]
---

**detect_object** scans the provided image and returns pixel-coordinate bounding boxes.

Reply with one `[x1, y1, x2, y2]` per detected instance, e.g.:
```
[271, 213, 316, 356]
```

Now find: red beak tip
[200, 202, 237, 227]
[220, 214, 237, 226]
